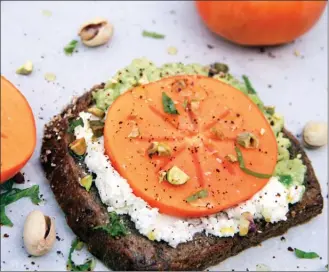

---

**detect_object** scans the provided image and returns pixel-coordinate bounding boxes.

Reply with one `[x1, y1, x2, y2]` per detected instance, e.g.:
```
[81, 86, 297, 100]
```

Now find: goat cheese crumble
[75, 112, 305, 247]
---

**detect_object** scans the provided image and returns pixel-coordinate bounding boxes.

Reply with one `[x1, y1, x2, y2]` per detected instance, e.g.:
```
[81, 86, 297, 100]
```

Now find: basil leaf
[67, 117, 84, 134]
[186, 189, 208, 203]
[0, 179, 14, 191]
[1, 185, 41, 206]
[242, 75, 257, 94]
[142, 30, 165, 39]
[64, 40, 78, 55]
[0, 185, 41, 227]
[278, 175, 293, 186]
[93, 212, 127, 237]
[295, 248, 319, 259]
[0, 205, 13, 227]
[67, 238, 96, 271]
[162, 92, 179, 115]
[235, 146, 272, 179]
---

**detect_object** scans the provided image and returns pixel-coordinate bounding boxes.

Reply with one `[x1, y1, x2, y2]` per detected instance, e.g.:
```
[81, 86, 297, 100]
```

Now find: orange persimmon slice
[1, 76, 36, 183]
[104, 75, 277, 217]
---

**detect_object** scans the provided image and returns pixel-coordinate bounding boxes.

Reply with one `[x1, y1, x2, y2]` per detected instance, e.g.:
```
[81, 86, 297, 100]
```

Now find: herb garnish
[0, 183, 42, 227]
[64, 40, 79, 55]
[67, 117, 84, 134]
[162, 92, 179, 114]
[66, 238, 96, 271]
[235, 146, 272, 179]
[294, 248, 319, 259]
[186, 189, 208, 203]
[142, 30, 165, 39]
[93, 212, 127, 237]
[278, 175, 293, 186]
[242, 75, 257, 94]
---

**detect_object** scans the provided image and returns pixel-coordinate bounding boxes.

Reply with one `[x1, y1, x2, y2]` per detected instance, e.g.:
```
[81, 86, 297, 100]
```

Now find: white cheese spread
[75, 112, 305, 247]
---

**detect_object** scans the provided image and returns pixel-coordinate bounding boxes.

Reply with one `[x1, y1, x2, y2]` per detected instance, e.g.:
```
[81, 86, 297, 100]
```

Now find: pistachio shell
[78, 17, 113, 47]
[23, 210, 56, 256]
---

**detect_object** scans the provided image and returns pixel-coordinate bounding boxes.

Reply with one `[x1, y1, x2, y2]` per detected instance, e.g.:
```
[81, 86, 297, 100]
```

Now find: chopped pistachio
[80, 175, 93, 191]
[147, 231, 156, 241]
[16, 61, 33, 75]
[213, 62, 229, 74]
[167, 46, 178, 55]
[182, 99, 188, 109]
[128, 124, 140, 138]
[87, 107, 105, 118]
[89, 120, 104, 138]
[42, 10, 52, 17]
[264, 106, 275, 115]
[210, 127, 225, 140]
[44, 73, 56, 82]
[166, 166, 189, 185]
[69, 138, 87, 156]
[158, 170, 167, 183]
[190, 100, 200, 112]
[147, 142, 171, 157]
[237, 132, 259, 149]
[239, 212, 253, 236]
[225, 154, 237, 163]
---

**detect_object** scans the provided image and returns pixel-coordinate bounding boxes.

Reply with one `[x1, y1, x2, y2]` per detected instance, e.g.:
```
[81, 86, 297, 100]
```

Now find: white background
[1, 1, 328, 271]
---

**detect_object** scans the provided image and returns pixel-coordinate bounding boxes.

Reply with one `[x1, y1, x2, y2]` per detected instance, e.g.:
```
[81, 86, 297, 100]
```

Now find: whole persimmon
[196, 1, 327, 46]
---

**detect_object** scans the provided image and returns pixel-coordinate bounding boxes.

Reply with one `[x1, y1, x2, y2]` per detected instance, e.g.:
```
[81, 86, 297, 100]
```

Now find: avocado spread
[93, 58, 306, 192]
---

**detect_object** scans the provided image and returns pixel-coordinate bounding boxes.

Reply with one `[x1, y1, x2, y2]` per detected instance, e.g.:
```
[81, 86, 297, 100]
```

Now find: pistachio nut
[16, 60, 33, 75]
[303, 121, 327, 149]
[78, 17, 113, 47]
[87, 107, 105, 118]
[237, 132, 259, 149]
[23, 210, 56, 256]
[69, 138, 87, 156]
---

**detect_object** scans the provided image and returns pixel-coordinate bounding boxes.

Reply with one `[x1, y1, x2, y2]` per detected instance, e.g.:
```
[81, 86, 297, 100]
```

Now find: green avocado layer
[93, 58, 306, 188]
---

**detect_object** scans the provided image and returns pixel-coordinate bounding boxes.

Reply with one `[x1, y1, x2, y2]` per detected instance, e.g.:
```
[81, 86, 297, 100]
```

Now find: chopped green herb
[0, 185, 42, 227]
[235, 146, 272, 179]
[162, 92, 179, 115]
[294, 248, 319, 259]
[0, 179, 14, 191]
[94, 212, 127, 237]
[186, 189, 208, 203]
[67, 117, 84, 134]
[242, 75, 257, 94]
[66, 238, 96, 271]
[0, 206, 13, 227]
[142, 30, 165, 39]
[278, 175, 293, 186]
[64, 40, 78, 55]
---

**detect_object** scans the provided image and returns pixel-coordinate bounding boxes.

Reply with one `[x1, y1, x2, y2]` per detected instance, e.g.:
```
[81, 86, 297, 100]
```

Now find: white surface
[1, 1, 327, 271]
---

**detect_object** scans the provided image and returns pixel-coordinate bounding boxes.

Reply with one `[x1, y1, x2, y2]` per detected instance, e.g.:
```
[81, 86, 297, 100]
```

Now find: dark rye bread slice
[40, 83, 323, 271]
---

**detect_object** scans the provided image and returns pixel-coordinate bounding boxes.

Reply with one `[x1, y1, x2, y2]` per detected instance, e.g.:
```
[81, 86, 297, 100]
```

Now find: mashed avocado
[93, 58, 306, 191]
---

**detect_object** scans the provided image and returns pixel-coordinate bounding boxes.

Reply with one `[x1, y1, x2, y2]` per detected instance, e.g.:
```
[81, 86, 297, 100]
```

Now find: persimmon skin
[1, 76, 36, 183]
[196, 1, 327, 46]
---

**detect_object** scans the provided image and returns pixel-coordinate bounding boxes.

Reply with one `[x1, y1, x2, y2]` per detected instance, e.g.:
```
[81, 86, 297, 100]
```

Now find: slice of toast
[40, 83, 323, 271]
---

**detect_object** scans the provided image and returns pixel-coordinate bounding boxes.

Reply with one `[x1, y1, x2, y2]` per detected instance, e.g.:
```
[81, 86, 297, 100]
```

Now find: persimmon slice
[1, 76, 36, 183]
[104, 75, 277, 217]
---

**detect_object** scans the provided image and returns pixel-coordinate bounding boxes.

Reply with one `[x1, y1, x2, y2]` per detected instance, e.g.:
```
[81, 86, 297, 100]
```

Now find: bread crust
[40, 84, 323, 271]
